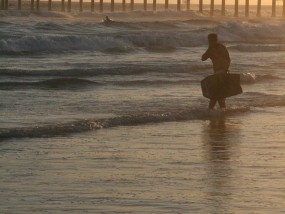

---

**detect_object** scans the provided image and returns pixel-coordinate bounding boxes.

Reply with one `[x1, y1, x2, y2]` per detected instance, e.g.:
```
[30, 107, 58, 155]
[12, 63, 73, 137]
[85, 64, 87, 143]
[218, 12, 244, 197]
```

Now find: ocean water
[1, 8, 285, 213]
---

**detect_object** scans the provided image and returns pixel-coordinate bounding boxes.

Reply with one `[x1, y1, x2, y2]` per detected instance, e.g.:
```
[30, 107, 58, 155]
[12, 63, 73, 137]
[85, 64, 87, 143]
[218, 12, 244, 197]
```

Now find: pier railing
[1, 0, 285, 17]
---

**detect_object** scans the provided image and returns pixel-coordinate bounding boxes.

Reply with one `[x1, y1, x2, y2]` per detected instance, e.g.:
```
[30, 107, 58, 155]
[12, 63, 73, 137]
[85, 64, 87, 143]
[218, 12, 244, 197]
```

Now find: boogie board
[201, 73, 242, 99]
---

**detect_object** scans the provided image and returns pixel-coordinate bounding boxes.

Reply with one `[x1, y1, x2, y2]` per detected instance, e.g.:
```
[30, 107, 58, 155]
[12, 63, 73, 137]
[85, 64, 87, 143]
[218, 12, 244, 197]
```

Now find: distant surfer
[103, 16, 113, 23]
[201, 33, 231, 110]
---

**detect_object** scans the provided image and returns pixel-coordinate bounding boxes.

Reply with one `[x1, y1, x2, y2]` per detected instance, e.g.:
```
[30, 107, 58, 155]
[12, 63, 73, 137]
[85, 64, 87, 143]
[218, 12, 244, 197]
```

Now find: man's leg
[218, 98, 226, 109]
[209, 99, 217, 110]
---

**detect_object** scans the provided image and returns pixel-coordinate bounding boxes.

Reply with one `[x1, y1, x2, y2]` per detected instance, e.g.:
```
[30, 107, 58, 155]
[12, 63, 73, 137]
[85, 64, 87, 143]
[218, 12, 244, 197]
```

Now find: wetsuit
[202, 43, 230, 109]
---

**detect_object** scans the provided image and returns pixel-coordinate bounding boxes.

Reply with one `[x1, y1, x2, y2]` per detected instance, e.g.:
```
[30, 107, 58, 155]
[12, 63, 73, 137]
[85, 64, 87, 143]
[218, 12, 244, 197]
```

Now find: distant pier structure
[1, 0, 285, 17]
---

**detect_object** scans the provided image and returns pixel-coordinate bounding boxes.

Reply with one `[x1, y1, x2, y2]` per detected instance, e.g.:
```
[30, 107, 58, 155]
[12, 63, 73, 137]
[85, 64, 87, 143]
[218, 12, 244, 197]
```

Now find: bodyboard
[201, 73, 242, 99]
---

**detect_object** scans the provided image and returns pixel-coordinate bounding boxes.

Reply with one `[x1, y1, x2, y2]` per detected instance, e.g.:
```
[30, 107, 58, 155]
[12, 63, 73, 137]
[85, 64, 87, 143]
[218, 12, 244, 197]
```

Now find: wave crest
[0, 78, 100, 90]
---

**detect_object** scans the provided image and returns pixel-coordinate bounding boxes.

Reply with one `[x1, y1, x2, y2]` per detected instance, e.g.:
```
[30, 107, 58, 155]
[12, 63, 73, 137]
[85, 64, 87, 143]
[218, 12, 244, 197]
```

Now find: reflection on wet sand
[202, 117, 241, 214]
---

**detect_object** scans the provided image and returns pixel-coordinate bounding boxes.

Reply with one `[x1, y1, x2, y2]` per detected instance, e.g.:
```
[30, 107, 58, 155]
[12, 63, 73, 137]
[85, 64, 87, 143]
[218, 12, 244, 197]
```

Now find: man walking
[201, 33, 231, 110]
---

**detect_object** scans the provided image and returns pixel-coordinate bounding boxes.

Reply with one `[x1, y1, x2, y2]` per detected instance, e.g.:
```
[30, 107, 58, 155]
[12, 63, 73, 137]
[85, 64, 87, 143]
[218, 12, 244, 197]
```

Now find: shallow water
[1, 110, 285, 213]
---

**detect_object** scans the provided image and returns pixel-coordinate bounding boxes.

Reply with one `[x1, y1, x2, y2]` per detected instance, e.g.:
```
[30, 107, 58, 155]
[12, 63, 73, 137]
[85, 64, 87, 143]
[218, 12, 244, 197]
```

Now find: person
[103, 16, 112, 23]
[201, 33, 231, 110]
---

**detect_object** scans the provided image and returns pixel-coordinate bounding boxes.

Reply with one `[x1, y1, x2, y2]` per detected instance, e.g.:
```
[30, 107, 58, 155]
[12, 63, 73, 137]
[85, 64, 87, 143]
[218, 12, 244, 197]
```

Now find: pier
[1, 0, 285, 17]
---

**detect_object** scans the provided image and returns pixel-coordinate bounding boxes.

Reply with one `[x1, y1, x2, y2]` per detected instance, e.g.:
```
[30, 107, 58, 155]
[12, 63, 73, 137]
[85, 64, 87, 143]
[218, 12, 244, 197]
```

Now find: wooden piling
[283, 0, 285, 17]
[91, 0, 94, 12]
[257, 0, 261, 17]
[61, 0, 65, 11]
[1, 0, 4, 10]
[199, 0, 202, 13]
[79, 0, 83, 12]
[186, 0, 190, 11]
[153, 0, 156, 11]
[31, 0, 34, 10]
[36, 0, 39, 10]
[17, 0, 21, 10]
[177, 0, 180, 11]
[111, 0, 114, 11]
[99, 0, 103, 12]
[67, 0, 71, 12]
[272, 0, 276, 17]
[210, 0, 214, 16]
[48, 0, 51, 11]
[234, 0, 238, 17]
[221, 0, 225, 16]
[130, 0, 134, 11]
[0, 0, 279, 18]
[245, 0, 249, 17]
[67, 0, 71, 11]
[122, 0, 126, 11]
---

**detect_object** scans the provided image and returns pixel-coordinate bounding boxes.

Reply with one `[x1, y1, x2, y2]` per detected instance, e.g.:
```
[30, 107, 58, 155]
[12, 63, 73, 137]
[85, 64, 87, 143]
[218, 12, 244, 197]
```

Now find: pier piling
[199, 0, 202, 12]
[111, 0, 114, 12]
[100, 0, 103, 12]
[272, 0, 276, 17]
[17, 0, 21, 10]
[153, 0, 156, 11]
[36, 0, 39, 10]
[283, 0, 285, 17]
[186, 0, 190, 11]
[31, 0, 34, 10]
[67, 0, 71, 12]
[1, 0, 4, 10]
[91, 0, 94, 12]
[210, 0, 214, 16]
[80, 0, 83, 12]
[4, 0, 8, 9]
[61, 0, 65, 11]
[177, 0, 180, 11]
[48, 0, 51, 11]
[122, 0, 125, 11]
[245, 0, 249, 17]
[234, 0, 238, 17]
[0, 0, 281, 18]
[257, 0, 261, 16]
[131, 0, 134, 10]
[221, 0, 225, 16]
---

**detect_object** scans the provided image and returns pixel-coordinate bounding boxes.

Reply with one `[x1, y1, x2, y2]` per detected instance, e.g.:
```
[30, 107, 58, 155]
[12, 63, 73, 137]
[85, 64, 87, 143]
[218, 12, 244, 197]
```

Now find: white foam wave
[1, 11, 285, 53]
[0, 35, 134, 53]
[229, 44, 285, 52]
[240, 72, 282, 84]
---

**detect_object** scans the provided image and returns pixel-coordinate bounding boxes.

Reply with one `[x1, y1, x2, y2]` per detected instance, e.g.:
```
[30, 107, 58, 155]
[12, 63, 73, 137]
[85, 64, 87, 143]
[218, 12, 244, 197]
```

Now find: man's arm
[201, 48, 210, 61]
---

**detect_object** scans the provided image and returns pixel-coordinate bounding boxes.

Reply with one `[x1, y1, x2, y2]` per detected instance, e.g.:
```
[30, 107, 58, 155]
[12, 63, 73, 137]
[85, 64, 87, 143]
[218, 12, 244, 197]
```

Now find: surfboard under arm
[201, 73, 243, 99]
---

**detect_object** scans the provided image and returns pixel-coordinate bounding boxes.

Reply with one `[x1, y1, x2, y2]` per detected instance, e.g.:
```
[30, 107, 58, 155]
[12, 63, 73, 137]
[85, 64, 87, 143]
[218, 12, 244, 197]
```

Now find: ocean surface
[1, 7, 285, 213]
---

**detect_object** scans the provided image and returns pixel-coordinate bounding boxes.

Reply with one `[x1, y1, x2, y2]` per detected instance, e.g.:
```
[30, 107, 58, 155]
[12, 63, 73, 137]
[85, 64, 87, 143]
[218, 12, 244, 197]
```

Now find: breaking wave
[229, 44, 285, 52]
[0, 35, 134, 54]
[240, 73, 282, 84]
[0, 64, 207, 77]
[0, 78, 197, 90]
[1, 16, 285, 54]
[0, 78, 100, 90]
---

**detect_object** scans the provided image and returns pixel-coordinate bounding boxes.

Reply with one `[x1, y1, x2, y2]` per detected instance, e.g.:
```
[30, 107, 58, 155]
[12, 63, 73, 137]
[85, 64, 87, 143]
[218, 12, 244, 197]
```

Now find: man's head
[208, 33, 218, 46]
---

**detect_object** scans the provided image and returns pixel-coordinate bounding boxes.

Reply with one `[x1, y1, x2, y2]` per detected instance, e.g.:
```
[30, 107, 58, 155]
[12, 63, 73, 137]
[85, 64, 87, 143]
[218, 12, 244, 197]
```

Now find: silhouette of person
[104, 16, 112, 23]
[201, 33, 230, 110]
